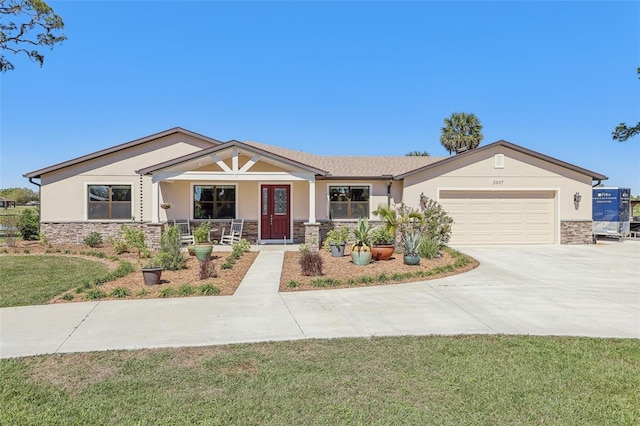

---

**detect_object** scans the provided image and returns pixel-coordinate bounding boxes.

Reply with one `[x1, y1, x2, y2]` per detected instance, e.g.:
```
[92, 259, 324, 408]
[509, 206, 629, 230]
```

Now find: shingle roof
[244, 141, 444, 178]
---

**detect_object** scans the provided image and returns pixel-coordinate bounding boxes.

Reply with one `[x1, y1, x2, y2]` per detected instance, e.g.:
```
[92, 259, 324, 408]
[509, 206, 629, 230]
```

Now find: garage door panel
[440, 191, 555, 245]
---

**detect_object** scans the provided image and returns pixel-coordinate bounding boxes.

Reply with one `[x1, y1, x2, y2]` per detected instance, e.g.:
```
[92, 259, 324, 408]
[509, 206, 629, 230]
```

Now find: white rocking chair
[173, 219, 194, 246]
[220, 219, 244, 245]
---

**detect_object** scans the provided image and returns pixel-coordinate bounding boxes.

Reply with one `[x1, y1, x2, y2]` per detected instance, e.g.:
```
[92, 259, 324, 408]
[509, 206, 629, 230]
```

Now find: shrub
[113, 238, 129, 254]
[193, 222, 212, 244]
[158, 287, 174, 298]
[376, 272, 389, 283]
[136, 288, 149, 297]
[120, 225, 149, 258]
[300, 250, 323, 276]
[221, 261, 233, 270]
[418, 236, 440, 259]
[156, 226, 187, 271]
[420, 196, 454, 248]
[310, 277, 341, 287]
[110, 287, 130, 298]
[177, 284, 195, 296]
[85, 287, 106, 300]
[232, 238, 251, 254]
[200, 283, 220, 296]
[287, 280, 299, 288]
[17, 208, 39, 240]
[83, 231, 103, 248]
[62, 293, 74, 301]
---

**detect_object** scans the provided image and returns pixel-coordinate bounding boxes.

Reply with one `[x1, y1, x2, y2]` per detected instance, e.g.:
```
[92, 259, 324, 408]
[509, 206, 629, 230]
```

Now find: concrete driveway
[1, 241, 638, 359]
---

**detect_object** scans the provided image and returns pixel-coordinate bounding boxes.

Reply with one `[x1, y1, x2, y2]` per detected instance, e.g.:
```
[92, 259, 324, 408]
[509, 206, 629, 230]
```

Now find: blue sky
[1, 1, 639, 193]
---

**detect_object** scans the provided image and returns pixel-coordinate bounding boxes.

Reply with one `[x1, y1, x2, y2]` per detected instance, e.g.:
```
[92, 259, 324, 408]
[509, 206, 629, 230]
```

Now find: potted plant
[192, 222, 213, 261]
[141, 258, 163, 285]
[350, 218, 372, 266]
[401, 230, 422, 265]
[370, 226, 395, 261]
[324, 226, 350, 257]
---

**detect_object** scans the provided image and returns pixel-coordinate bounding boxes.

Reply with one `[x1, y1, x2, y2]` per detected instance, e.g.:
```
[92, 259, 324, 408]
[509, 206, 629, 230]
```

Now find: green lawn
[0, 256, 110, 307]
[1, 336, 638, 425]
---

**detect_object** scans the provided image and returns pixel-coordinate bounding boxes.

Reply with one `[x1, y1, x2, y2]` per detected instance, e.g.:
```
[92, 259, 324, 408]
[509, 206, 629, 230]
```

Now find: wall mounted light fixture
[574, 192, 582, 203]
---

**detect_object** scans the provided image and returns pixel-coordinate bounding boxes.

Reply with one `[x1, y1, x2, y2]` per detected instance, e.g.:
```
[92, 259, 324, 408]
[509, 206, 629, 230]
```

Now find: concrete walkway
[1, 241, 638, 359]
[234, 251, 284, 295]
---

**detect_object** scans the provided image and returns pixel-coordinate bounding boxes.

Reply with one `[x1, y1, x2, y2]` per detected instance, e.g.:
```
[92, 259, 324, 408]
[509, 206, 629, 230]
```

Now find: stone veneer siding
[560, 220, 594, 244]
[40, 219, 311, 249]
[41, 222, 163, 250]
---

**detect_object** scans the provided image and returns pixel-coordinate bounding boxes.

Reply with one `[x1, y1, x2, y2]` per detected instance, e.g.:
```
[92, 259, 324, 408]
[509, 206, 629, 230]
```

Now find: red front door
[260, 185, 290, 240]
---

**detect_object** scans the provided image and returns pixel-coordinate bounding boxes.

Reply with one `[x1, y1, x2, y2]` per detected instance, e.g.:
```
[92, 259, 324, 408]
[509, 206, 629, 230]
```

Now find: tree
[405, 150, 430, 156]
[0, 0, 66, 72]
[0, 187, 38, 204]
[612, 67, 640, 142]
[439, 112, 484, 154]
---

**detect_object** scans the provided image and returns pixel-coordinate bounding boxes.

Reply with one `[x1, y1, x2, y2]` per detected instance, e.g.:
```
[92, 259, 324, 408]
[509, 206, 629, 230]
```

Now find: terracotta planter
[193, 243, 213, 261]
[371, 244, 394, 261]
[141, 267, 163, 285]
[403, 254, 420, 265]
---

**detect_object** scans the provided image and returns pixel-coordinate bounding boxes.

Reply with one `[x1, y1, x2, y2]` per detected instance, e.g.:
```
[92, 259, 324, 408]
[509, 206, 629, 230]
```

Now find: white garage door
[440, 190, 556, 244]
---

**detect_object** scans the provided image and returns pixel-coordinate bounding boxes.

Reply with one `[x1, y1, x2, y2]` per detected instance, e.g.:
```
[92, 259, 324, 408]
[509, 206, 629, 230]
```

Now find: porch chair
[173, 219, 194, 246]
[220, 219, 244, 245]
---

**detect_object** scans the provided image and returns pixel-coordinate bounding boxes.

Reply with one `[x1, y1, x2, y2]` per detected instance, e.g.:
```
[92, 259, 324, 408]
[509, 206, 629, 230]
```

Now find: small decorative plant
[142, 257, 163, 270]
[193, 222, 212, 244]
[351, 218, 371, 252]
[369, 226, 395, 246]
[83, 231, 103, 248]
[351, 218, 372, 265]
[324, 226, 350, 257]
[324, 226, 350, 248]
[401, 230, 423, 257]
[299, 244, 323, 276]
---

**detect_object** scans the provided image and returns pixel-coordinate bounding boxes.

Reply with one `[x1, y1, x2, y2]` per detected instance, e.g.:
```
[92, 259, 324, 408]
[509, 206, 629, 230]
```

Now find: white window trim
[85, 182, 135, 221]
[190, 182, 239, 221]
[326, 183, 373, 221]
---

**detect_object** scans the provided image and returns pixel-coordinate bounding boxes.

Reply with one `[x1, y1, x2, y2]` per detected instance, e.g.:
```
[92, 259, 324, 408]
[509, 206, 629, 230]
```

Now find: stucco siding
[403, 146, 594, 222]
[39, 134, 214, 222]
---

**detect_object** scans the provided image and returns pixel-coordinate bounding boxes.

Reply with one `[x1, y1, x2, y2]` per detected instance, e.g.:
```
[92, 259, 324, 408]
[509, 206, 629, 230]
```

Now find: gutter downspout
[28, 177, 42, 230]
[592, 179, 603, 188]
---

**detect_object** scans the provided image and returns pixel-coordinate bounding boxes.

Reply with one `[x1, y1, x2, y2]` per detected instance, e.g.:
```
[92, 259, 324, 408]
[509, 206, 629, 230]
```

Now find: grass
[0, 256, 111, 307]
[0, 335, 638, 425]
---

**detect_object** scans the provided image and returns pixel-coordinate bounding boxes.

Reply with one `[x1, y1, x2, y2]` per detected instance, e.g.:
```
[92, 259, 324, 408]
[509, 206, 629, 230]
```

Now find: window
[329, 185, 369, 219]
[88, 185, 132, 220]
[194, 185, 235, 219]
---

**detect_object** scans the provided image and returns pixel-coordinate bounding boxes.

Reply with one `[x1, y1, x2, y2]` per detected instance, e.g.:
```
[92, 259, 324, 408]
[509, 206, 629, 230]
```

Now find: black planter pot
[141, 267, 163, 285]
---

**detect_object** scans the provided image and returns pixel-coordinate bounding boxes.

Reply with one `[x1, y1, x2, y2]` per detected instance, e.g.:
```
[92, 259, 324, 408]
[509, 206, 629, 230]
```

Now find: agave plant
[352, 218, 371, 251]
[401, 230, 423, 257]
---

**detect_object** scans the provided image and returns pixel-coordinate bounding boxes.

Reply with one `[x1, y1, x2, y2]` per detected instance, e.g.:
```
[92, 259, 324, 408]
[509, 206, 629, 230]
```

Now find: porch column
[308, 178, 316, 223]
[151, 179, 159, 224]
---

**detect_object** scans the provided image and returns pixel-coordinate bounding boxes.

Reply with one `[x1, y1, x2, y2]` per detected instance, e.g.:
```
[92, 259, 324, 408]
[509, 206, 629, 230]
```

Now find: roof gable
[396, 140, 607, 181]
[23, 127, 222, 179]
[136, 140, 329, 176]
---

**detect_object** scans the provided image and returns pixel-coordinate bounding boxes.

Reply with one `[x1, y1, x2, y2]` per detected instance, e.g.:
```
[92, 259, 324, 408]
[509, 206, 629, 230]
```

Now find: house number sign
[492, 180, 504, 185]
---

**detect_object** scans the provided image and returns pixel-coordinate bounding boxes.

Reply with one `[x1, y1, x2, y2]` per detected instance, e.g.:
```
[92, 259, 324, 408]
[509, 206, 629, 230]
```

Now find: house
[0, 198, 17, 209]
[23, 127, 606, 247]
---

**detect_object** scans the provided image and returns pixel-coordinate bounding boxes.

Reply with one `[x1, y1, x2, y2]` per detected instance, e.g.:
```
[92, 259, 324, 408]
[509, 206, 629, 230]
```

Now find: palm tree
[405, 150, 430, 156]
[439, 112, 484, 154]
